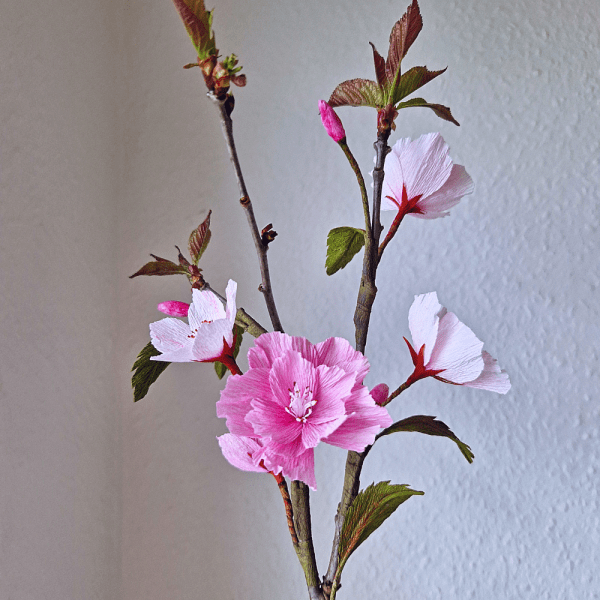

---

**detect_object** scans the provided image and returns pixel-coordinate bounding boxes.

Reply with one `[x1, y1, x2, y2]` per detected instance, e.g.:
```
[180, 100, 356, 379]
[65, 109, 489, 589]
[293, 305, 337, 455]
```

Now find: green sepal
[214, 324, 244, 380]
[131, 342, 171, 402]
[325, 227, 366, 276]
[396, 97, 460, 125]
[337, 481, 424, 578]
[377, 415, 474, 463]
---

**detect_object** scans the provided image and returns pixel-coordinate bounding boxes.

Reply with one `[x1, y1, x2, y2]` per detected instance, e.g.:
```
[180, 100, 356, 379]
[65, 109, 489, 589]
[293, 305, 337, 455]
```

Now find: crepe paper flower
[216, 332, 392, 489]
[319, 100, 346, 142]
[370, 383, 390, 406]
[403, 292, 510, 394]
[381, 132, 474, 220]
[150, 279, 240, 372]
[157, 300, 189, 317]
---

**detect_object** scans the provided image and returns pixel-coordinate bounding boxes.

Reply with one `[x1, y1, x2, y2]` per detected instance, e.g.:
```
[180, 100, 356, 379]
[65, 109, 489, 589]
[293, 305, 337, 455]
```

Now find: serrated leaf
[325, 227, 366, 276]
[328, 78, 384, 108]
[396, 97, 460, 125]
[391, 66, 446, 104]
[369, 43, 387, 88]
[129, 260, 188, 279]
[377, 415, 474, 463]
[337, 481, 423, 576]
[214, 325, 244, 380]
[171, 0, 216, 59]
[188, 211, 212, 265]
[131, 342, 171, 402]
[385, 0, 423, 82]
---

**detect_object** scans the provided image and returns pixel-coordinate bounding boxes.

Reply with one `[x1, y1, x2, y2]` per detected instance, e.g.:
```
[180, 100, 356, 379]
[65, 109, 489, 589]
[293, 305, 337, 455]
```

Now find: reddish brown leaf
[171, 0, 216, 59]
[328, 78, 383, 108]
[385, 0, 423, 82]
[129, 260, 188, 279]
[188, 210, 212, 265]
[369, 42, 387, 89]
[396, 97, 460, 125]
[392, 66, 446, 104]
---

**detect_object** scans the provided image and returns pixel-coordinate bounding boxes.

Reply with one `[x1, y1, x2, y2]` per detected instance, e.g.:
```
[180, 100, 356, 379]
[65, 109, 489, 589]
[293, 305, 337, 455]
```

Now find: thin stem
[291, 481, 325, 600]
[338, 139, 371, 238]
[384, 379, 412, 405]
[273, 474, 299, 546]
[207, 92, 283, 333]
[378, 208, 404, 262]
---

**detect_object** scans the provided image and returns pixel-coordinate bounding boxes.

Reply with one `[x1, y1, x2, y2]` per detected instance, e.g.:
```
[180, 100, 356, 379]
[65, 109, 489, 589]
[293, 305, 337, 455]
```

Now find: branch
[207, 92, 284, 333]
[324, 131, 391, 595]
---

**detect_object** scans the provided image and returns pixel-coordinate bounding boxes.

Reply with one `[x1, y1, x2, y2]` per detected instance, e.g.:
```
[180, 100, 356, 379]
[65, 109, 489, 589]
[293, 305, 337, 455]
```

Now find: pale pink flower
[319, 100, 346, 142]
[381, 132, 474, 219]
[216, 332, 392, 489]
[157, 300, 189, 317]
[149, 280, 237, 364]
[404, 292, 510, 394]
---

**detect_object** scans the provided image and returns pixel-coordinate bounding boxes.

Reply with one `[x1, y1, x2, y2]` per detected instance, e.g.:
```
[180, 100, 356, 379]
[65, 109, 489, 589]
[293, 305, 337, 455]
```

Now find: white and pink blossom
[149, 280, 237, 365]
[216, 332, 392, 489]
[381, 132, 474, 219]
[403, 292, 510, 394]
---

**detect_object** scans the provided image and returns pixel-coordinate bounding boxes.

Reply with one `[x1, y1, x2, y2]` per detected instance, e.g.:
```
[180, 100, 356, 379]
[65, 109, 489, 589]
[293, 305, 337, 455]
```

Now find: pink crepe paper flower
[381, 132, 474, 220]
[157, 300, 189, 317]
[319, 100, 346, 142]
[403, 292, 510, 394]
[149, 280, 238, 369]
[216, 332, 392, 489]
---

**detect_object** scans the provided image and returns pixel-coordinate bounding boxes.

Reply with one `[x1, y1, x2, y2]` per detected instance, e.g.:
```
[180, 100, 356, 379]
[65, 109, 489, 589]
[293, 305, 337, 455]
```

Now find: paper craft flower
[149, 280, 237, 364]
[319, 100, 346, 142]
[157, 300, 190, 317]
[404, 292, 510, 393]
[381, 132, 474, 219]
[216, 332, 392, 489]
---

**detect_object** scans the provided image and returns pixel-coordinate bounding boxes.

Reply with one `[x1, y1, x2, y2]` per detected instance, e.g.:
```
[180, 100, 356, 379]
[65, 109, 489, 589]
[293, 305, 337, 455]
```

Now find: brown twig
[207, 92, 284, 333]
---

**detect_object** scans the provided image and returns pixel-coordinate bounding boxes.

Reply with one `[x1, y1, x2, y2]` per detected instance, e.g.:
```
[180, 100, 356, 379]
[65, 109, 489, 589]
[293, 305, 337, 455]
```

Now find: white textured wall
[0, 0, 121, 598]
[3, 0, 599, 598]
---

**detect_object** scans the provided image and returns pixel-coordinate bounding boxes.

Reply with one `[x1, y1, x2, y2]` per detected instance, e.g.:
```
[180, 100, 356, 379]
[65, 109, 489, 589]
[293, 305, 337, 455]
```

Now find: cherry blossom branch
[291, 481, 325, 600]
[324, 131, 392, 595]
[207, 92, 284, 333]
[273, 473, 299, 546]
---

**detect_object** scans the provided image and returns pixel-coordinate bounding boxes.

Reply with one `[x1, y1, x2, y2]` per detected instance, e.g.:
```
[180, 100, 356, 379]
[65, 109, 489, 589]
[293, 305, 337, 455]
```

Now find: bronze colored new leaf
[188, 210, 212, 265]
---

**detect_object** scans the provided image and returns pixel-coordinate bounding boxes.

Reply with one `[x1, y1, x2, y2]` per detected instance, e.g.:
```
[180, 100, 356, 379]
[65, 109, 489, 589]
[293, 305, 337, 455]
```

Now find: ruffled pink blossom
[216, 332, 392, 489]
[157, 300, 190, 317]
[319, 100, 346, 142]
[149, 280, 238, 368]
[403, 292, 510, 394]
[381, 132, 473, 219]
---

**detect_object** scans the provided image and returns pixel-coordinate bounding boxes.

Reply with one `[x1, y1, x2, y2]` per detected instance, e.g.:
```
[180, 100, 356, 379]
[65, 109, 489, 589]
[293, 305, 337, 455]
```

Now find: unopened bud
[318, 100, 346, 143]
[370, 383, 390, 406]
[157, 301, 190, 317]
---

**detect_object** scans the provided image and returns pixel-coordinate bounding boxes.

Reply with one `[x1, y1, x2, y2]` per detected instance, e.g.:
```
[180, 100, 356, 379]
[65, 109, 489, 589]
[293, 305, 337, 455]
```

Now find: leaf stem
[207, 92, 284, 333]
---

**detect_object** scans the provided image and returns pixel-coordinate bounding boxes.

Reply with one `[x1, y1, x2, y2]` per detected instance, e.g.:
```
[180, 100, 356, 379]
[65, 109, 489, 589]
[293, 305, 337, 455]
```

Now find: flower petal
[408, 292, 444, 365]
[224, 279, 237, 324]
[412, 164, 474, 219]
[191, 319, 234, 361]
[217, 434, 268, 473]
[189, 288, 225, 329]
[428, 311, 484, 383]
[315, 337, 370, 384]
[248, 332, 317, 369]
[149, 317, 194, 361]
[463, 350, 511, 394]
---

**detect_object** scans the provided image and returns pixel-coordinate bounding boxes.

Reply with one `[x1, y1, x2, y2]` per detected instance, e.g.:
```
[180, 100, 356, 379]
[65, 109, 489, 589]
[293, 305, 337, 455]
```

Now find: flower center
[285, 382, 316, 423]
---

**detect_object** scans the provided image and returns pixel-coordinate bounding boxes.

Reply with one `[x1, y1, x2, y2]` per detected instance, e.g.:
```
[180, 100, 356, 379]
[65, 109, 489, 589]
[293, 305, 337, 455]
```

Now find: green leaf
[385, 0, 423, 82]
[214, 325, 244, 380]
[396, 97, 460, 126]
[171, 0, 217, 59]
[188, 210, 212, 265]
[325, 227, 366, 276]
[391, 66, 447, 105]
[377, 415, 474, 463]
[337, 481, 423, 577]
[129, 259, 188, 279]
[131, 342, 171, 402]
[328, 78, 384, 108]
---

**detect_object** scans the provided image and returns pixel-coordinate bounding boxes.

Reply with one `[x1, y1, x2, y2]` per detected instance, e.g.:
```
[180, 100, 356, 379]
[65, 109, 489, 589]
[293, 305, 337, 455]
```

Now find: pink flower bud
[370, 383, 390, 406]
[318, 100, 346, 142]
[157, 301, 189, 317]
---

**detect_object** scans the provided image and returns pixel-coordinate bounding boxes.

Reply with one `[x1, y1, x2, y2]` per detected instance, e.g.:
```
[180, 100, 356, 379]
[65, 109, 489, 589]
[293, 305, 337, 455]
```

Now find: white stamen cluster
[285, 381, 317, 423]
